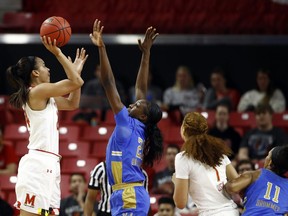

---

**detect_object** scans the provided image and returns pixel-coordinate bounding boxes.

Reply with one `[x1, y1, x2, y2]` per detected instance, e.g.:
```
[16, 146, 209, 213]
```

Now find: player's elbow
[173, 195, 187, 209]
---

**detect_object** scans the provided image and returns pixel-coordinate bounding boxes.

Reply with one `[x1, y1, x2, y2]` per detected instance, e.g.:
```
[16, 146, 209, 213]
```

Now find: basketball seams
[40, 16, 71, 47]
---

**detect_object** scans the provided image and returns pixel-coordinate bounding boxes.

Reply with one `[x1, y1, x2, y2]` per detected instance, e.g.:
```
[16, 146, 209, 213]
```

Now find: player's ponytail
[6, 56, 35, 108]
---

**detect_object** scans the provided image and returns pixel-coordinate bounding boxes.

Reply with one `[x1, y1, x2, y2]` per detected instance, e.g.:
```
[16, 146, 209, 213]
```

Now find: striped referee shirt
[89, 161, 111, 213]
[88, 162, 149, 213]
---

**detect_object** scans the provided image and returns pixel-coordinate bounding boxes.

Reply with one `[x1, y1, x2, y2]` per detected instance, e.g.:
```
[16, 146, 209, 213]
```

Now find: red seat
[229, 112, 256, 133]
[162, 126, 183, 145]
[61, 158, 99, 180]
[14, 141, 29, 158]
[3, 124, 29, 143]
[101, 109, 115, 126]
[7, 106, 26, 124]
[59, 125, 80, 142]
[60, 174, 71, 198]
[158, 111, 174, 132]
[0, 175, 17, 200]
[200, 110, 216, 128]
[0, 12, 34, 33]
[81, 125, 114, 143]
[273, 112, 288, 133]
[59, 140, 90, 158]
[89, 141, 107, 161]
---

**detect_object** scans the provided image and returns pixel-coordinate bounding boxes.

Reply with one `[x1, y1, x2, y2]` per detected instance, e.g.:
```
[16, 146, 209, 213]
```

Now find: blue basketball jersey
[106, 107, 146, 186]
[242, 169, 288, 216]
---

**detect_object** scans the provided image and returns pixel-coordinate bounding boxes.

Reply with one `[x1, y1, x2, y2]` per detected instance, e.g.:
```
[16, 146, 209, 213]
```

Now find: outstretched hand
[68, 48, 88, 75]
[90, 19, 105, 47]
[138, 26, 159, 53]
[41, 36, 61, 56]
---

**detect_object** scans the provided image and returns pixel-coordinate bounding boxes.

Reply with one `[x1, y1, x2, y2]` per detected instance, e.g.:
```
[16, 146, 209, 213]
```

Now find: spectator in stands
[0, 127, 18, 175]
[60, 173, 93, 216]
[203, 67, 240, 111]
[78, 64, 126, 123]
[237, 68, 286, 113]
[238, 104, 288, 164]
[208, 103, 242, 163]
[129, 69, 162, 105]
[154, 196, 181, 216]
[0, 194, 14, 216]
[161, 65, 206, 123]
[152, 144, 180, 196]
[236, 159, 255, 175]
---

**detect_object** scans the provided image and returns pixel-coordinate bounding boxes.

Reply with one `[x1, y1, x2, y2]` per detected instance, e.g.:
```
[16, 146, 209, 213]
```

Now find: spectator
[161, 65, 206, 122]
[236, 159, 255, 175]
[237, 68, 286, 113]
[208, 103, 242, 162]
[238, 104, 288, 164]
[60, 173, 90, 216]
[129, 69, 162, 105]
[0, 127, 18, 175]
[78, 64, 126, 122]
[154, 196, 181, 216]
[203, 68, 240, 111]
[153, 144, 180, 196]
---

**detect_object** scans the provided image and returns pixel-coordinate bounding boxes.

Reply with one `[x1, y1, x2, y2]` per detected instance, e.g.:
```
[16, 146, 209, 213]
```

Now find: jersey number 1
[264, 182, 280, 203]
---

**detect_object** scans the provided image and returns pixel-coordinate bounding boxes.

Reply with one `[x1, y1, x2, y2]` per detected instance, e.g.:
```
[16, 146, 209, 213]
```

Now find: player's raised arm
[134, 27, 159, 101]
[90, 19, 124, 114]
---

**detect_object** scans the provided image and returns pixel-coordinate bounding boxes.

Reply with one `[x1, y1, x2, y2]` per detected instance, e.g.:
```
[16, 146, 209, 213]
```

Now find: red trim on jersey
[34, 149, 62, 159]
[213, 167, 220, 181]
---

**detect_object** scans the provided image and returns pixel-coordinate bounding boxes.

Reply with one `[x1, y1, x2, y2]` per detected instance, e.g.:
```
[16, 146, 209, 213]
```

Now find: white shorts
[15, 149, 61, 215]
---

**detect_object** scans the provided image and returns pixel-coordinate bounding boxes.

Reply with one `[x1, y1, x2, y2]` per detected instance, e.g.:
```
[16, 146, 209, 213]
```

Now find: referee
[84, 161, 148, 216]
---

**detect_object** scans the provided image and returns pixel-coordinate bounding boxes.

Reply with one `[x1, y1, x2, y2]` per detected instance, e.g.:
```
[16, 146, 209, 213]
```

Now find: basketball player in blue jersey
[90, 19, 163, 216]
[224, 145, 288, 216]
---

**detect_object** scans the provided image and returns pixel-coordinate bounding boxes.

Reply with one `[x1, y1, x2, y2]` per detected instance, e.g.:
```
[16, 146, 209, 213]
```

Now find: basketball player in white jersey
[6, 36, 88, 216]
[173, 112, 239, 216]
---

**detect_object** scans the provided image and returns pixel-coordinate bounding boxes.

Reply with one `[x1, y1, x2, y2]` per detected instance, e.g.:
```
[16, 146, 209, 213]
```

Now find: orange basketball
[40, 16, 71, 47]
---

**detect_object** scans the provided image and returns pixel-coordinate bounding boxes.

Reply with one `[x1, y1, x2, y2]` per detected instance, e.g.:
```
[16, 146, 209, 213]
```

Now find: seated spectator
[0, 127, 18, 175]
[128, 69, 162, 105]
[152, 144, 180, 196]
[236, 159, 255, 175]
[77, 65, 126, 122]
[154, 196, 181, 216]
[238, 104, 288, 164]
[203, 67, 240, 111]
[161, 65, 206, 123]
[60, 173, 90, 216]
[208, 103, 242, 163]
[237, 68, 286, 113]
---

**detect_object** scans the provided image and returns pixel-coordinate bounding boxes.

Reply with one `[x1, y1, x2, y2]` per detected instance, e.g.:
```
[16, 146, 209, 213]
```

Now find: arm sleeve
[175, 153, 189, 179]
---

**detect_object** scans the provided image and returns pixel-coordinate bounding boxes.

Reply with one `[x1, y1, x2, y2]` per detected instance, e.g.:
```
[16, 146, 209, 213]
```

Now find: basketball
[40, 16, 71, 47]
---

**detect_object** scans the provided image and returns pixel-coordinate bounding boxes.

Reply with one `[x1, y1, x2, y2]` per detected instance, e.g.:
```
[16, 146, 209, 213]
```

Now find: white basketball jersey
[23, 98, 59, 154]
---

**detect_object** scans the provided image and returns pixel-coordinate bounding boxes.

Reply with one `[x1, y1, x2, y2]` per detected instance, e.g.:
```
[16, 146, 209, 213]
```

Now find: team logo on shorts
[24, 193, 36, 208]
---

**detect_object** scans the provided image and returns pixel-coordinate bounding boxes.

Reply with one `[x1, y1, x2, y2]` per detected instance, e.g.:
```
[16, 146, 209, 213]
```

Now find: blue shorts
[110, 185, 149, 216]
